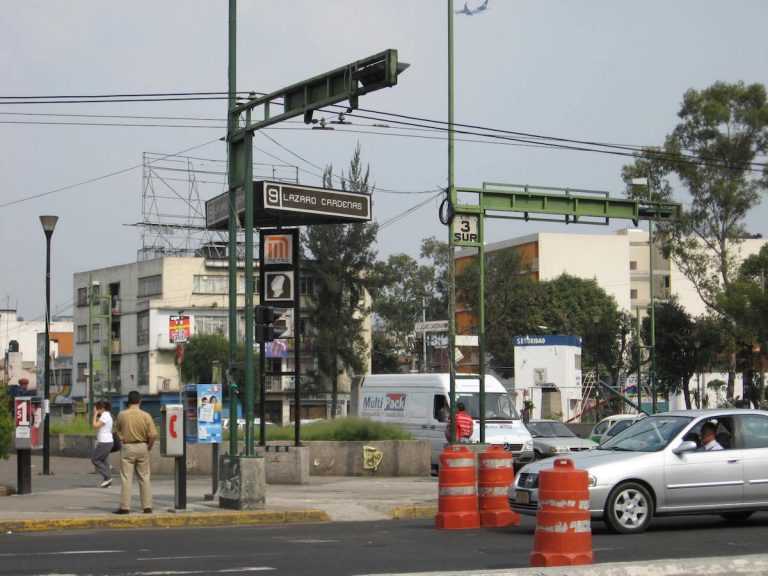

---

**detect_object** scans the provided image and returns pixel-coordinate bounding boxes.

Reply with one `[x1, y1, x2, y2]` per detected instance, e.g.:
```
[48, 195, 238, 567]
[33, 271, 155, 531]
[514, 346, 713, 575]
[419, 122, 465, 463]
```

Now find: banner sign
[196, 384, 222, 444]
[169, 315, 191, 344]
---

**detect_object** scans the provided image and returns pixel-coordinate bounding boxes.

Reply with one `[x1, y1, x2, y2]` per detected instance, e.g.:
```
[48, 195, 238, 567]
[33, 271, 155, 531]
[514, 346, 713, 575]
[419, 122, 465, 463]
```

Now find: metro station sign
[206, 180, 372, 229]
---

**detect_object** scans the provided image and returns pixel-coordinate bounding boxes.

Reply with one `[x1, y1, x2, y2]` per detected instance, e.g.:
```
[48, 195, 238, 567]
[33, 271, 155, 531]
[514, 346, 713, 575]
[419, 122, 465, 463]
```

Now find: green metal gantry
[445, 182, 681, 440]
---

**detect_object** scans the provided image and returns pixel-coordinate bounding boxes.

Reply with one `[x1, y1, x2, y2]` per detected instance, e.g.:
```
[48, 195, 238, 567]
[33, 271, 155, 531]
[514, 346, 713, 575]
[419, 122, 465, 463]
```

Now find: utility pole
[446, 0, 457, 444]
[648, 179, 657, 414]
[422, 297, 427, 373]
[88, 275, 94, 421]
[636, 306, 642, 413]
[226, 0, 239, 458]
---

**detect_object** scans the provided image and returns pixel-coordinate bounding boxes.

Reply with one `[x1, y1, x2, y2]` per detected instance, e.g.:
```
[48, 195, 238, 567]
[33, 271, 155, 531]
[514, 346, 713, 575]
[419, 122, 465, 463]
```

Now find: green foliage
[263, 417, 411, 442]
[623, 81, 768, 401]
[0, 386, 13, 459]
[458, 248, 630, 379]
[419, 236, 450, 317]
[624, 81, 768, 313]
[371, 331, 400, 373]
[303, 144, 379, 415]
[50, 417, 95, 436]
[181, 334, 229, 384]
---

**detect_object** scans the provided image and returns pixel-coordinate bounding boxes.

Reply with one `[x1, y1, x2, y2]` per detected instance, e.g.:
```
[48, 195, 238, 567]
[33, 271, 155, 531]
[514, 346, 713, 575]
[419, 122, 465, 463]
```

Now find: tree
[457, 247, 630, 381]
[642, 300, 697, 409]
[371, 331, 400, 373]
[303, 144, 379, 416]
[181, 334, 229, 384]
[419, 236, 450, 318]
[0, 385, 12, 460]
[717, 245, 768, 407]
[623, 81, 768, 399]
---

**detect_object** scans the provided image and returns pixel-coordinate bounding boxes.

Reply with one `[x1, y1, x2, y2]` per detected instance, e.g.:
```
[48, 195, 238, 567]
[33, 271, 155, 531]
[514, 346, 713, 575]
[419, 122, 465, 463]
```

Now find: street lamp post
[39, 215, 58, 476]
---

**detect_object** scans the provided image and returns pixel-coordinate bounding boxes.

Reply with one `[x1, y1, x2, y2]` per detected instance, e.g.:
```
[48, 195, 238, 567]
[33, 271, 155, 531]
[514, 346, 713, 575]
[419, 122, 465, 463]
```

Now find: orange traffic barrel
[435, 445, 480, 530]
[529, 458, 593, 567]
[478, 444, 520, 527]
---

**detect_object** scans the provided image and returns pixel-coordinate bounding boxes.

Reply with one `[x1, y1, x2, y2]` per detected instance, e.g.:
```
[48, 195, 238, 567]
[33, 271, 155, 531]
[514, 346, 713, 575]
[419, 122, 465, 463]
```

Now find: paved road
[2, 514, 768, 575]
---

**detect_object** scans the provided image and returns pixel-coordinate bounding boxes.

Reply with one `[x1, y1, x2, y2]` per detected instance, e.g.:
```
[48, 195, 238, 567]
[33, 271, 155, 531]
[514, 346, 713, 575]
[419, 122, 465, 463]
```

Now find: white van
[356, 373, 534, 469]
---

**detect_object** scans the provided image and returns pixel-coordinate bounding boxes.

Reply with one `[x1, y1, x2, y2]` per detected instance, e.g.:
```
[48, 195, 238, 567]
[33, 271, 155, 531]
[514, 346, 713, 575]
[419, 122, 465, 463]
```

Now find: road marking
[0, 549, 122, 557]
[134, 569, 274, 575]
[137, 555, 230, 561]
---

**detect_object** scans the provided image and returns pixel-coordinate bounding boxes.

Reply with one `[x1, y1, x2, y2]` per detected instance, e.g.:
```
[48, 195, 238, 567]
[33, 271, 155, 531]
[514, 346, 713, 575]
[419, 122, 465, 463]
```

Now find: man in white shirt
[701, 422, 723, 451]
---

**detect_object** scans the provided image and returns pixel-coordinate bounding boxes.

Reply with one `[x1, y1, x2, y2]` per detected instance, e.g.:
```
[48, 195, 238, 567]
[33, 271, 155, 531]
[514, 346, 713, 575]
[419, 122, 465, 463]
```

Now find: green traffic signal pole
[447, 0, 458, 445]
[227, 0, 239, 458]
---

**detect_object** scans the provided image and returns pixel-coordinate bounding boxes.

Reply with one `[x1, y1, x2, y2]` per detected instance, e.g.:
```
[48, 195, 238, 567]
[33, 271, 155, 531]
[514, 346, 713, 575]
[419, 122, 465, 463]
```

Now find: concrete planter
[49, 435, 431, 477]
[307, 440, 431, 477]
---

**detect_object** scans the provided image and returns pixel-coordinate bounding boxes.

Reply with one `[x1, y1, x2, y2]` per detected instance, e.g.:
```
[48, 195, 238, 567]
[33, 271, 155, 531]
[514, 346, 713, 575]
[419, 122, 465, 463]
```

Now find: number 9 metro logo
[266, 185, 281, 207]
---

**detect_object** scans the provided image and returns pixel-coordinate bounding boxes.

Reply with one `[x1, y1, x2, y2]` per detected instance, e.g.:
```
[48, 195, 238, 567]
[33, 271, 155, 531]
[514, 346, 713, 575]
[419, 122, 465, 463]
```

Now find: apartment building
[72, 252, 370, 422]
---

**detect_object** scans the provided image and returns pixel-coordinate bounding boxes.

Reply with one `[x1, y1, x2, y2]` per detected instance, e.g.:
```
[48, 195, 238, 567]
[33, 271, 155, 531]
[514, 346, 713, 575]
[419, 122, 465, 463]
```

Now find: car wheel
[721, 511, 754, 522]
[604, 482, 653, 534]
[533, 450, 543, 460]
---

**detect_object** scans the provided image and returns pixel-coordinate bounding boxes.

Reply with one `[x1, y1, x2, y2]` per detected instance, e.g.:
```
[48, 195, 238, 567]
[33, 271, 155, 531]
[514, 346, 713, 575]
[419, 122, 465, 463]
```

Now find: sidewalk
[0, 454, 437, 531]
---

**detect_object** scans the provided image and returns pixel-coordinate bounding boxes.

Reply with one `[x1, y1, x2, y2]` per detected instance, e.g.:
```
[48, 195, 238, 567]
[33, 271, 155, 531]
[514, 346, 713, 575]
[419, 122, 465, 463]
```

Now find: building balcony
[111, 340, 121, 354]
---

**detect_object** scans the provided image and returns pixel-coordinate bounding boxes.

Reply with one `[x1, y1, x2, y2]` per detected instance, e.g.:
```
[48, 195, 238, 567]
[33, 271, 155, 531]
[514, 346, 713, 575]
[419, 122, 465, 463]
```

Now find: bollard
[529, 458, 593, 567]
[478, 444, 519, 527]
[435, 445, 480, 530]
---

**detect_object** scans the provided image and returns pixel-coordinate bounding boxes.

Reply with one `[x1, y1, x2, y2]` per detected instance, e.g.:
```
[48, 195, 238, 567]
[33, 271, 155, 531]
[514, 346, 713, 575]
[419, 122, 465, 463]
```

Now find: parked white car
[590, 413, 645, 444]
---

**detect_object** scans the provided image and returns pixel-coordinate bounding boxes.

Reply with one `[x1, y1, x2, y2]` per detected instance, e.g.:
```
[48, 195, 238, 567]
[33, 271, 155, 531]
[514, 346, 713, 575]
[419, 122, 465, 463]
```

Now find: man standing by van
[445, 402, 474, 443]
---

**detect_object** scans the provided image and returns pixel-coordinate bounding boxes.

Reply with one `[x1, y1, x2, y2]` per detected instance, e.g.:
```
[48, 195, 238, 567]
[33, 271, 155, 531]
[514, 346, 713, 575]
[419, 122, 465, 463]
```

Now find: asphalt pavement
[3, 516, 768, 575]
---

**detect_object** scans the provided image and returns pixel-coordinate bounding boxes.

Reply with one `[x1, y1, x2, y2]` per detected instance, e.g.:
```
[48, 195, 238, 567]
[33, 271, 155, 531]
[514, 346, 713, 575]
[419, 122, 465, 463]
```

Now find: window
[91, 323, 101, 342]
[236, 275, 259, 294]
[574, 354, 582, 370]
[60, 369, 72, 388]
[664, 276, 671, 289]
[137, 311, 149, 346]
[77, 362, 87, 383]
[630, 289, 638, 300]
[193, 275, 228, 294]
[138, 275, 162, 297]
[195, 315, 227, 336]
[630, 260, 638, 271]
[433, 395, 449, 423]
[77, 287, 89, 307]
[137, 352, 149, 388]
[740, 415, 768, 449]
[76, 325, 88, 344]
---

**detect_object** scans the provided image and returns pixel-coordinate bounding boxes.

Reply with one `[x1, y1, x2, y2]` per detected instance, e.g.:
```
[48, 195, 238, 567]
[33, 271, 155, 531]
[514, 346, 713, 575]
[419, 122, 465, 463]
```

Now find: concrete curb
[390, 505, 437, 520]
[364, 553, 768, 576]
[0, 509, 330, 533]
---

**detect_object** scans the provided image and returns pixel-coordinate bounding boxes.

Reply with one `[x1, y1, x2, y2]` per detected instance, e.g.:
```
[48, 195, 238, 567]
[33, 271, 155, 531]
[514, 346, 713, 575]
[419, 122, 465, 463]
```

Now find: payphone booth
[160, 404, 184, 457]
[14, 397, 43, 451]
[184, 384, 223, 445]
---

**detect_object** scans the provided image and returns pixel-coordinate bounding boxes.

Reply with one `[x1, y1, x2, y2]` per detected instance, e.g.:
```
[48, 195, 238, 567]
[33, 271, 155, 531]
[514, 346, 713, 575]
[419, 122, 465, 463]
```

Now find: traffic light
[255, 305, 276, 343]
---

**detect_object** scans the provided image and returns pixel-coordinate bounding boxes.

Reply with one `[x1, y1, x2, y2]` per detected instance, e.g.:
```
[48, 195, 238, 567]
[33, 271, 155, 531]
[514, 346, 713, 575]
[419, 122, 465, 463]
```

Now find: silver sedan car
[510, 409, 768, 534]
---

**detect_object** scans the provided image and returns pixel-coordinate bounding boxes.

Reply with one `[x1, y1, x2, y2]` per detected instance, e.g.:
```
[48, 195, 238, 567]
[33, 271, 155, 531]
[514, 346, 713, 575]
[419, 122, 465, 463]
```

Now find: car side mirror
[672, 440, 697, 455]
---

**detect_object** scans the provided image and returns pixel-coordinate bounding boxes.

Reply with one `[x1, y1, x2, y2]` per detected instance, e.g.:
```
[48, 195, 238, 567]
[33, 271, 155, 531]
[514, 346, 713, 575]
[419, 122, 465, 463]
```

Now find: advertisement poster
[169, 315, 191, 344]
[197, 384, 222, 443]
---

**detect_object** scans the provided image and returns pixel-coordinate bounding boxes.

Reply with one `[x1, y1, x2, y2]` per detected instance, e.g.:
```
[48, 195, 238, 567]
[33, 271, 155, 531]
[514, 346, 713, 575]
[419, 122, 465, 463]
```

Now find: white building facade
[73, 255, 370, 422]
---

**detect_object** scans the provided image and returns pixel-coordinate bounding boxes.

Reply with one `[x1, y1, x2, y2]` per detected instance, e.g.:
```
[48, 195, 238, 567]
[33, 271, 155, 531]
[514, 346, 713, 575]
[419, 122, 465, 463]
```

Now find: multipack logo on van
[362, 393, 407, 414]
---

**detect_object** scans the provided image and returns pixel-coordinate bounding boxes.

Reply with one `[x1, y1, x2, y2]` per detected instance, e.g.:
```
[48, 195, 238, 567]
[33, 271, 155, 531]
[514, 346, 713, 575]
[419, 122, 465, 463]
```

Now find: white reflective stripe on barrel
[444, 458, 475, 468]
[480, 459, 512, 469]
[540, 499, 590, 510]
[439, 485, 476, 496]
[478, 486, 508, 497]
[536, 519, 592, 534]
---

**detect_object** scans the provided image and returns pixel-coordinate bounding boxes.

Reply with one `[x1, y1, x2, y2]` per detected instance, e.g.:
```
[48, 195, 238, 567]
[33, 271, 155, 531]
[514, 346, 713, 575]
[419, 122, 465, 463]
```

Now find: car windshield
[456, 392, 518, 420]
[599, 415, 693, 452]
[606, 419, 634, 437]
[526, 421, 576, 438]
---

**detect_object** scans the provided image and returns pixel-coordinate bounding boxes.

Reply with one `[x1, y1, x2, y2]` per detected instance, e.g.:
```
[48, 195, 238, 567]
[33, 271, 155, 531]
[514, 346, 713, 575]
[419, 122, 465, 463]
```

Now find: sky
[1, 0, 767, 322]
